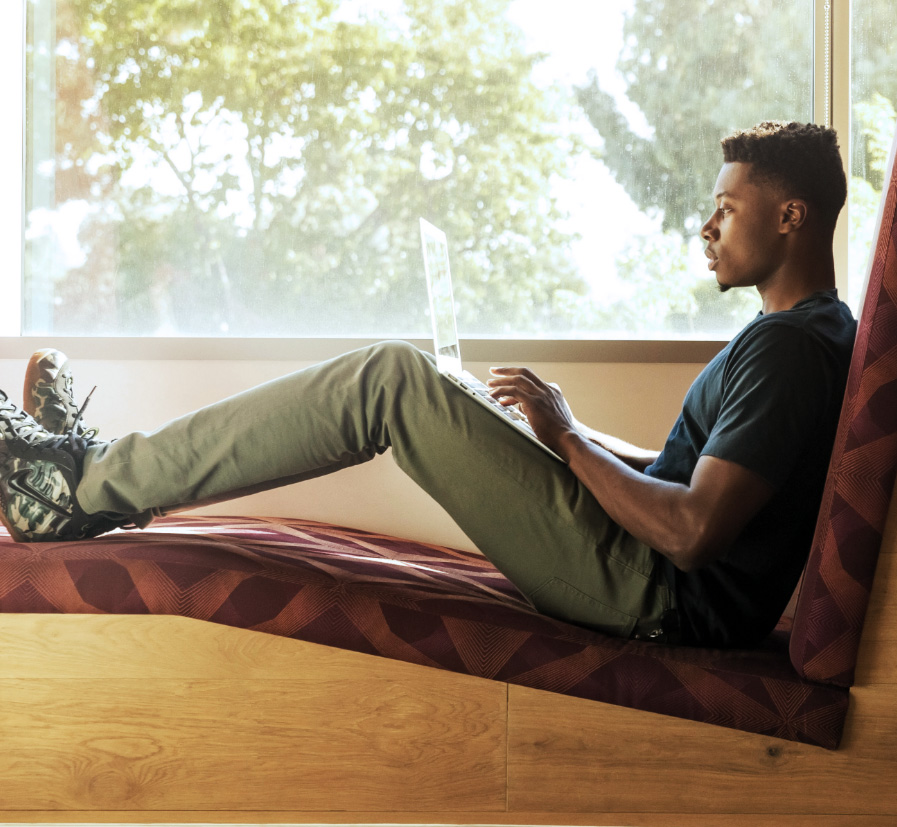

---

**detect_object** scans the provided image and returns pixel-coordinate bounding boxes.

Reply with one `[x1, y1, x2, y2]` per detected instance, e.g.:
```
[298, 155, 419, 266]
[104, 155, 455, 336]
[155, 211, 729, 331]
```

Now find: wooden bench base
[1, 545, 895, 827]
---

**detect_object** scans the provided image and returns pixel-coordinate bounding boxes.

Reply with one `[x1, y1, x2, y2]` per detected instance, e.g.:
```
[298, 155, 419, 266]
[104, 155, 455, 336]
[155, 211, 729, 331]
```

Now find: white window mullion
[814, 0, 833, 128]
[815, 0, 851, 300]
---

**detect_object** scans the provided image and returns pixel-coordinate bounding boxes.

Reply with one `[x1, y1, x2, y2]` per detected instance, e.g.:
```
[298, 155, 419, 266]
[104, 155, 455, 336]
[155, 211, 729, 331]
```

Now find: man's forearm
[574, 422, 660, 472]
[559, 429, 705, 570]
[556, 430, 773, 575]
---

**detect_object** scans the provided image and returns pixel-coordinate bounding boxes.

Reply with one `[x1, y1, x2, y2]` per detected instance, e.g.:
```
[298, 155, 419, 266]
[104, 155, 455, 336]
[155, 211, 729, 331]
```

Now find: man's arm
[573, 423, 660, 472]
[558, 438, 773, 571]
[519, 374, 660, 471]
[488, 367, 774, 572]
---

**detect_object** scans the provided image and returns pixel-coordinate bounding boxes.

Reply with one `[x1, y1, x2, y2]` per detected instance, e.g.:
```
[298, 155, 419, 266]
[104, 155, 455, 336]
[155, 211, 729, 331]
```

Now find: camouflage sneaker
[0, 389, 127, 543]
[23, 348, 97, 438]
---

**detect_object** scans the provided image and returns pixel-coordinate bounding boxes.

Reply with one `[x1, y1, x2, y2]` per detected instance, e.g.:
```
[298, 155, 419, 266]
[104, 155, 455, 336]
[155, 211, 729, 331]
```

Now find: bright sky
[508, 0, 659, 298]
[509, 0, 629, 86]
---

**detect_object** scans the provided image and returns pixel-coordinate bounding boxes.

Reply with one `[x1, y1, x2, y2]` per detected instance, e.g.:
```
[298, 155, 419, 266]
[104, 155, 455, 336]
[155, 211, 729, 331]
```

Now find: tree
[848, 93, 896, 307]
[575, 0, 811, 238]
[851, 0, 897, 186]
[43, 0, 588, 335]
[571, 0, 897, 331]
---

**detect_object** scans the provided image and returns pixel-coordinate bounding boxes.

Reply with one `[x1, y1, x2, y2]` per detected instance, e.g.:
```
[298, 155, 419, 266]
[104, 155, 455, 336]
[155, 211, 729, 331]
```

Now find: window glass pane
[0, 2, 23, 337]
[850, 0, 897, 312]
[25, 0, 813, 338]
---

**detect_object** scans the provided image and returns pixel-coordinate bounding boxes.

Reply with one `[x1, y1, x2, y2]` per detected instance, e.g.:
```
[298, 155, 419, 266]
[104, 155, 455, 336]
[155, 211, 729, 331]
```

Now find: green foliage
[569, 0, 814, 334]
[571, 0, 897, 329]
[39, 0, 897, 337]
[851, 1, 897, 179]
[848, 94, 897, 308]
[612, 233, 758, 336]
[52, 0, 586, 334]
[570, 232, 758, 337]
[576, 0, 811, 237]
[854, 93, 897, 187]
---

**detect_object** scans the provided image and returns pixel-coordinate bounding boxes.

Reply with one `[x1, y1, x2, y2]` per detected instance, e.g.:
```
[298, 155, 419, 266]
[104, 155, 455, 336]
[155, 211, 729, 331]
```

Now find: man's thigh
[387, 358, 672, 639]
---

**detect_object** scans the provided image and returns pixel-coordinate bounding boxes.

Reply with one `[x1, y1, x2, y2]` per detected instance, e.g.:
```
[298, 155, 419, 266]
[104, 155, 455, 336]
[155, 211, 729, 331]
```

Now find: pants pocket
[530, 577, 638, 639]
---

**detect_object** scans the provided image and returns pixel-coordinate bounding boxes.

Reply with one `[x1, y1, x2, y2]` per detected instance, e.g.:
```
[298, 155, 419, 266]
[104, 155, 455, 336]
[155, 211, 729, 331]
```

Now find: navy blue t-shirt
[645, 290, 856, 647]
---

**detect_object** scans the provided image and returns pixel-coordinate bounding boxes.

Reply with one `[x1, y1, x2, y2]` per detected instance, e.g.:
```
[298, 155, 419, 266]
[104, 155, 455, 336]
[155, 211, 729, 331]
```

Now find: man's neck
[757, 244, 837, 314]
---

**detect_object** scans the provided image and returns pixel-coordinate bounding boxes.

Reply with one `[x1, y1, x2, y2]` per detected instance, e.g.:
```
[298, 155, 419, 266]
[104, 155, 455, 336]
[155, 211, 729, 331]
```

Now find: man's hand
[487, 366, 578, 455]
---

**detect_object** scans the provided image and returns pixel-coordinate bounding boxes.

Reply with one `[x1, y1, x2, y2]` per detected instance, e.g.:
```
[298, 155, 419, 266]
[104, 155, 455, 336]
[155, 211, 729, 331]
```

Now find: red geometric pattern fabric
[790, 134, 897, 687]
[0, 515, 848, 749]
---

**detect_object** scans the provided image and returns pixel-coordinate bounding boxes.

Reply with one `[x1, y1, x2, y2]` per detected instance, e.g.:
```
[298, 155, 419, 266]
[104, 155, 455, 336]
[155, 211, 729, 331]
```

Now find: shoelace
[69, 386, 99, 440]
[0, 391, 46, 443]
[0, 390, 101, 452]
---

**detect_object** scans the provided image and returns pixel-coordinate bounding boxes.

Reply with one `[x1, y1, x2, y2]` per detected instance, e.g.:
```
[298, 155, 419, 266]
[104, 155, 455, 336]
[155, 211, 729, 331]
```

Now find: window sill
[0, 336, 727, 364]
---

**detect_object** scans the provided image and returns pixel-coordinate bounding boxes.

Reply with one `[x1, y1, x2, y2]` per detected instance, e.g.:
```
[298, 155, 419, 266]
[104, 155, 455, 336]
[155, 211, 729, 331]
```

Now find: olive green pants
[77, 341, 674, 639]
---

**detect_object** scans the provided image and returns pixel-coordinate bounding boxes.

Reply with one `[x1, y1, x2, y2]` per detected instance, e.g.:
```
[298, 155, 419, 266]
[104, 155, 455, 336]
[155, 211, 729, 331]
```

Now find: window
[850, 0, 897, 310]
[11, 0, 892, 341]
[0, 1, 23, 339]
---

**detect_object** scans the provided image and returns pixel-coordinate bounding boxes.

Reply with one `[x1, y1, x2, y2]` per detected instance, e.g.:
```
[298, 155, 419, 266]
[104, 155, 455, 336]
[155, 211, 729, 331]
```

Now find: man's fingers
[489, 366, 540, 382]
[488, 367, 539, 388]
[487, 382, 524, 404]
[487, 378, 535, 403]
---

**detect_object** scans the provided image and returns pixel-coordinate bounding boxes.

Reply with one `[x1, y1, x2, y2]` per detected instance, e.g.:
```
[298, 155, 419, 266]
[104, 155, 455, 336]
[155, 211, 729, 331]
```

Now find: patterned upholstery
[790, 132, 897, 687]
[0, 516, 848, 749]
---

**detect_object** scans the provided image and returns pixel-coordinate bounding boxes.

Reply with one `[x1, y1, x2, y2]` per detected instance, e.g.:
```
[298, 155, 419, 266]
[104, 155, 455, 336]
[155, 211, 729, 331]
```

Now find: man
[0, 121, 856, 648]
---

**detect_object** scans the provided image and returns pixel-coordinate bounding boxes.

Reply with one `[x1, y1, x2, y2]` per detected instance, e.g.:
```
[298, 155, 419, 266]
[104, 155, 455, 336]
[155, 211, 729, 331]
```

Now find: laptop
[419, 218, 564, 463]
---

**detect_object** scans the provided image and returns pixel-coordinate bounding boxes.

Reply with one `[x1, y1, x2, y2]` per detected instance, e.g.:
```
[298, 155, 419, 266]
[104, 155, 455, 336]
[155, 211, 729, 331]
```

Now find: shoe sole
[0, 501, 28, 542]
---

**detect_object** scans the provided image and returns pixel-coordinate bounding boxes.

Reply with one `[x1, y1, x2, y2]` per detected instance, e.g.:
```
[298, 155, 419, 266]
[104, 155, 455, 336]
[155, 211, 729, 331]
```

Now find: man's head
[702, 122, 846, 298]
[720, 121, 847, 235]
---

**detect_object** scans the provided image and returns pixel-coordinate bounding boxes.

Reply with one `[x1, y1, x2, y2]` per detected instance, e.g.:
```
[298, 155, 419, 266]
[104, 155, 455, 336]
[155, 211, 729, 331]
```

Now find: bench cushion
[0, 515, 848, 749]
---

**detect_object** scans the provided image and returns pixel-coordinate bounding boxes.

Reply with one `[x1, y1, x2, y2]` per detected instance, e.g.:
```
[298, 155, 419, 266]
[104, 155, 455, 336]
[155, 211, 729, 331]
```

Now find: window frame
[0, 335, 727, 363]
[0, 0, 852, 362]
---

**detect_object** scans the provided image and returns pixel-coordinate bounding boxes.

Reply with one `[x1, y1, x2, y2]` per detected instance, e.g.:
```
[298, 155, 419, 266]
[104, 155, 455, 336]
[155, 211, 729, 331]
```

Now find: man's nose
[701, 215, 717, 241]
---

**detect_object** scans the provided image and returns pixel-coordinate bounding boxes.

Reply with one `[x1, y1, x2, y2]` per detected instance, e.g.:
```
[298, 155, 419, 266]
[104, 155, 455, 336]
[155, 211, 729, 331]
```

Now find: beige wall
[0, 355, 703, 552]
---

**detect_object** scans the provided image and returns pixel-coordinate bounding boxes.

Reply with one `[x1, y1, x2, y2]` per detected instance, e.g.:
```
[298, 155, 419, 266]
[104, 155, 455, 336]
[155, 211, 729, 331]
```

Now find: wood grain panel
[861, 548, 897, 641]
[854, 639, 897, 685]
[854, 545, 897, 684]
[507, 682, 897, 817]
[0, 617, 507, 813]
[3, 810, 897, 826]
[0, 613, 366, 679]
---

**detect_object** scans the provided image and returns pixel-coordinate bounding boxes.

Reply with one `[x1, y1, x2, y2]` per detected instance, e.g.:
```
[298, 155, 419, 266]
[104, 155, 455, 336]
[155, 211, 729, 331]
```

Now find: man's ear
[779, 199, 808, 234]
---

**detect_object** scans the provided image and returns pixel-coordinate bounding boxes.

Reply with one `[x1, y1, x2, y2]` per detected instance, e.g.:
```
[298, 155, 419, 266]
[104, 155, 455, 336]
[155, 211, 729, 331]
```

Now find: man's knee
[356, 341, 443, 409]
[366, 339, 433, 372]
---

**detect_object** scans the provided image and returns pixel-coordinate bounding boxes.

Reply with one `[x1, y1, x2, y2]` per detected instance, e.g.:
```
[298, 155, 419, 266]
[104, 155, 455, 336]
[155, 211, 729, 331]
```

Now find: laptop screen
[420, 218, 463, 375]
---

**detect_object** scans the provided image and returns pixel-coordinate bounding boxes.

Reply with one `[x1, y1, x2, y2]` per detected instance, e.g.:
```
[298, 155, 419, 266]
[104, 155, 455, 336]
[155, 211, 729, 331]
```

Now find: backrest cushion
[790, 128, 897, 686]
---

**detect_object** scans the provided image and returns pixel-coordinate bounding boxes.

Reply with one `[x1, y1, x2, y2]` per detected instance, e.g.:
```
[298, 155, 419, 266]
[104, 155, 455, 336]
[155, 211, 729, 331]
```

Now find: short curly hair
[721, 121, 847, 232]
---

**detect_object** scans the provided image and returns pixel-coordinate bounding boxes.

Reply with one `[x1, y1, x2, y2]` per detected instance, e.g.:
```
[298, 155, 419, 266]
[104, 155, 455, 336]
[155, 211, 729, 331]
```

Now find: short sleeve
[701, 322, 833, 490]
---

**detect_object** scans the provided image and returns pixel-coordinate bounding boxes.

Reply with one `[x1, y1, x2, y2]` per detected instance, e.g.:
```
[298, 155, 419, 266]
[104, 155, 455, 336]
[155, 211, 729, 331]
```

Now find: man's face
[700, 162, 787, 293]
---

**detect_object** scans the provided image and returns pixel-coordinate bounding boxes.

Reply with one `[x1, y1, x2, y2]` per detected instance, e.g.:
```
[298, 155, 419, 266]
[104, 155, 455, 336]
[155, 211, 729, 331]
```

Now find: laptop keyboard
[454, 372, 533, 425]
[441, 368, 563, 462]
